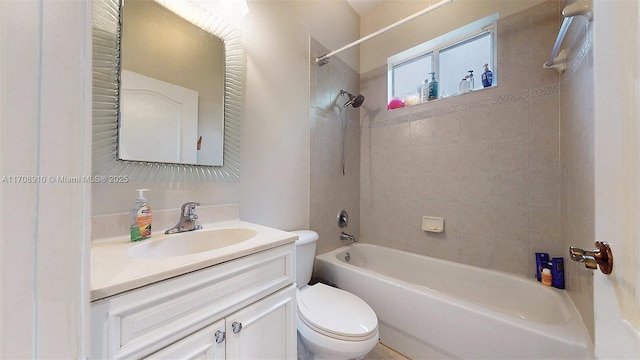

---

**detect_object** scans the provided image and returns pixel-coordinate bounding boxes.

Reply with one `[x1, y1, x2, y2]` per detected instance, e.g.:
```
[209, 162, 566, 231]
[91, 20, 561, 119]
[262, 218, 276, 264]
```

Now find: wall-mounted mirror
[120, 0, 225, 166]
[92, 0, 243, 182]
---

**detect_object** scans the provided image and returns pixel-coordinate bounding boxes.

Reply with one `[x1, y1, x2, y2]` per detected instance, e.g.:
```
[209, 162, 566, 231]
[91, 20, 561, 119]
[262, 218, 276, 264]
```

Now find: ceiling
[345, 0, 387, 16]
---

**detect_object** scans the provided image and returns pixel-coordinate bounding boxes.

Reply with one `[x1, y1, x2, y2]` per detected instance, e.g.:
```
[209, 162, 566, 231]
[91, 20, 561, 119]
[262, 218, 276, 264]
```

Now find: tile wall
[559, 11, 595, 339]
[309, 38, 362, 255]
[359, 1, 563, 277]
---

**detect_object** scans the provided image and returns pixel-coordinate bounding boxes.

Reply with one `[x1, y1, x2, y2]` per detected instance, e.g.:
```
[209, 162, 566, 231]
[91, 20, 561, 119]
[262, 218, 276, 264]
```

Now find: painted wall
[0, 0, 358, 357]
[91, 0, 360, 235]
[359, 1, 562, 277]
[0, 0, 91, 358]
[559, 11, 595, 339]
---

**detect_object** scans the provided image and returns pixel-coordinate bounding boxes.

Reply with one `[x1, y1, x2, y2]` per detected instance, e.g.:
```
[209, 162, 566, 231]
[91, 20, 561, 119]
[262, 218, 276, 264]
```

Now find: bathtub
[315, 244, 592, 359]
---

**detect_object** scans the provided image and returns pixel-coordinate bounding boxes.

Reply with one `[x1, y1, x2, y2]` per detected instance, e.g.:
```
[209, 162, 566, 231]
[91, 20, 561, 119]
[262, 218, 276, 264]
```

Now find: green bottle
[428, 72, 439, 100]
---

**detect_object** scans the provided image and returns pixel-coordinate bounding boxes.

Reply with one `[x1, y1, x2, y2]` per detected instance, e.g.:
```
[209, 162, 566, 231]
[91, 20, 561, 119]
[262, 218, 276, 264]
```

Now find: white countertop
[91, 220, 297, 301]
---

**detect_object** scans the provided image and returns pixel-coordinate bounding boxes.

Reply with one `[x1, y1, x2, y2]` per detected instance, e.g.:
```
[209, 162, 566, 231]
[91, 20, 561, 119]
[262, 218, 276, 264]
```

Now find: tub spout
[340, 232, 357, 243]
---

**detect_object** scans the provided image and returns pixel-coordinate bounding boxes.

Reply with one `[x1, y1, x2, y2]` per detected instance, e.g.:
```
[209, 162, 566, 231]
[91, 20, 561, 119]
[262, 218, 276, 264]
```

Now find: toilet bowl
[292, 230, 379, 360]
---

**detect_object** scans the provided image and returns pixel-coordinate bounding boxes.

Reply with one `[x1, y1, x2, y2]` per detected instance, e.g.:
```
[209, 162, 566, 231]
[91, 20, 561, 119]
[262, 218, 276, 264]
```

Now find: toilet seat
[297, 283, 378, 341]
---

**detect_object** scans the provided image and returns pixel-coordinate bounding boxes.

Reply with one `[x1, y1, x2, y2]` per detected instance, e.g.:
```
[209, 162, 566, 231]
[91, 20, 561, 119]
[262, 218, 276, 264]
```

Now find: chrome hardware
[340, 232, 356, 243]
[232, 321, 242, 334]
[337, 210, 349, 228]
[569, 241, 613, 275]
[344, 252, 351, 262]
[215, 330, 225, 344]
[164, 202, 203, 234]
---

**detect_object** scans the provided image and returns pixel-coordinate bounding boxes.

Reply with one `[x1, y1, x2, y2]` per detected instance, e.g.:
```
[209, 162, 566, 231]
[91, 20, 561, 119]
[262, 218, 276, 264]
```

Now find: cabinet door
[144, 319, 225, 360]
[225, 285, 297, 360]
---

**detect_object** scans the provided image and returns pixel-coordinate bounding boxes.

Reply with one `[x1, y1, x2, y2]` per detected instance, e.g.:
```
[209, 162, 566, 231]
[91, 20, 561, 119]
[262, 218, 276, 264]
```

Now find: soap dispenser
[467, 70, 474, 90]
[130, 189, 152, 242]
[482, 63, 493, 87]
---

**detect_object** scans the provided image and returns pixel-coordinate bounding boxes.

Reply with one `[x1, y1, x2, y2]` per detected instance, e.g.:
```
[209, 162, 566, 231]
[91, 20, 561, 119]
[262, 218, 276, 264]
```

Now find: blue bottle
[535, 253, 549, 281]
[482, 63, 493, 87]
[551, 257, 565, 289]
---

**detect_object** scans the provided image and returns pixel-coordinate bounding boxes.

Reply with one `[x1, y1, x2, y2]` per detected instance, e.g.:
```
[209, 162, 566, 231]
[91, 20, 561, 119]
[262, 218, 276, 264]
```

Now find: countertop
[91, 220, 297, 301]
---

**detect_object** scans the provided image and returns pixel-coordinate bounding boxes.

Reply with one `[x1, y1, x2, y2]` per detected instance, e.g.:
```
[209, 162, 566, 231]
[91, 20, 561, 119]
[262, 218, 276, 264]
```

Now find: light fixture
[154, 0, 249, 31]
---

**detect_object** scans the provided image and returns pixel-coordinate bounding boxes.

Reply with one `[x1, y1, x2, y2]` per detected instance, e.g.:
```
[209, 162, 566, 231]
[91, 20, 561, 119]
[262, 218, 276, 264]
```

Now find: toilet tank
[291, 230, 318, 286]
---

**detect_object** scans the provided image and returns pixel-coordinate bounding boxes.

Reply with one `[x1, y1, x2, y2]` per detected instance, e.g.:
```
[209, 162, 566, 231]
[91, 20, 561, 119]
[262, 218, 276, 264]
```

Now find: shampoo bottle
[551, 257, 565, 289]
[427, 72, 439, 100]
[541, 268, 553, 286]
[535, 252, 550, 281]
[420, 79, 429, 103]
[130, 189, 152, 242]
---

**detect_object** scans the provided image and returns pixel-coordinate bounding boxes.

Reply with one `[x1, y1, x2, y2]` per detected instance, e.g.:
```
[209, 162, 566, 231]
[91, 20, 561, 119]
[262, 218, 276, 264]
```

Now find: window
[388, 14, 497, 104]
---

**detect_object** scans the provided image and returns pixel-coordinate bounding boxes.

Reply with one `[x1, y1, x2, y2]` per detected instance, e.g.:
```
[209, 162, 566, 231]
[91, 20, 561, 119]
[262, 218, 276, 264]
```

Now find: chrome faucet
[165, 202, 202, 234]
[340, 232, 357, 243]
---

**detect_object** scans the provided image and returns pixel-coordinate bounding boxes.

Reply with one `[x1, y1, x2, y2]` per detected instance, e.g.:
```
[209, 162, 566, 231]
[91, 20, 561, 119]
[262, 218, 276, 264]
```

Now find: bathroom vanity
[89, 206, 297, 359]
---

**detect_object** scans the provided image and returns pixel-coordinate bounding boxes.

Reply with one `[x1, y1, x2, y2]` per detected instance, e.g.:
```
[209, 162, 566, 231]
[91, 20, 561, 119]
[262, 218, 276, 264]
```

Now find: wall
[359, 0, 546, 74]
[310, 38, 361, 256]
[0, 0, 91, 358]
[559, 9, 594, 339]
[92, 0, 360, 234]
[359, 1, 562, 277]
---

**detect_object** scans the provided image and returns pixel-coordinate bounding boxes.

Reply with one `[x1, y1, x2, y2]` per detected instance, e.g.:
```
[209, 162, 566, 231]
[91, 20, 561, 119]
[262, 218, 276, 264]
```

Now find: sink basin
[128, 228, 258, 258]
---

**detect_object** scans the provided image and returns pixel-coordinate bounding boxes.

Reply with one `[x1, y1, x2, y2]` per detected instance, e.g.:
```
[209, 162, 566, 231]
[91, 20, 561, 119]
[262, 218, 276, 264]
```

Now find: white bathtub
[315, 244, 592, 359]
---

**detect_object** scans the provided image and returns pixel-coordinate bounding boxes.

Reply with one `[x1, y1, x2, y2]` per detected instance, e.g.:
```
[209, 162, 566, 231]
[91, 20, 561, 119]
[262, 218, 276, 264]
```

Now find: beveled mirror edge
[92, 0, 242, 184]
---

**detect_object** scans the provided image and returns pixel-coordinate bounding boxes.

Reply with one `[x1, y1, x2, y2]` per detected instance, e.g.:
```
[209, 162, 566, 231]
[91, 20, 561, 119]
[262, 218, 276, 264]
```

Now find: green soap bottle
[428, 72, 439, 100]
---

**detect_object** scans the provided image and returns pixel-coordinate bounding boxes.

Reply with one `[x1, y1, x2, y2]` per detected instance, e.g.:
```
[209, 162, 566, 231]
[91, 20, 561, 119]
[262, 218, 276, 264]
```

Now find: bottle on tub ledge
[541, 268, 553, 286]
[551, 257, 565, 289]
[534, 252, 565, 289]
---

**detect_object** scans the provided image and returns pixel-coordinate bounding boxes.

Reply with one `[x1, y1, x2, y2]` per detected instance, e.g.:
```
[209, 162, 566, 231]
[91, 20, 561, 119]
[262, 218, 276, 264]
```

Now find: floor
[364, 342, 410, 360]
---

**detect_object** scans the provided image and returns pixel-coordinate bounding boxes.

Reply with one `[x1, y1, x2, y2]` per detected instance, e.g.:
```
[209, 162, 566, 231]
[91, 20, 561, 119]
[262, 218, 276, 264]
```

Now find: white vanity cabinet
[90, 244, 296, 359]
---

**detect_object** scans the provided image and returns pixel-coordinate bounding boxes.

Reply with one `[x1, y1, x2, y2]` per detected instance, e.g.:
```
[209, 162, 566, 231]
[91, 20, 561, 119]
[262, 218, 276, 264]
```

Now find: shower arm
[315, 0, 454, 66]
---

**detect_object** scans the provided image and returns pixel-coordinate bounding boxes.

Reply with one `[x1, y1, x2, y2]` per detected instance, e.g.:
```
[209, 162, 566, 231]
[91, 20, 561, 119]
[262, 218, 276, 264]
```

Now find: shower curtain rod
[315, 0, 454, 66]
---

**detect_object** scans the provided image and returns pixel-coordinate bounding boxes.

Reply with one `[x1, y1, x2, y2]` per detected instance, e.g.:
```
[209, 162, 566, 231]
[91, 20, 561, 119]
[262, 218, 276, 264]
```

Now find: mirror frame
[92, 0, 242, 183]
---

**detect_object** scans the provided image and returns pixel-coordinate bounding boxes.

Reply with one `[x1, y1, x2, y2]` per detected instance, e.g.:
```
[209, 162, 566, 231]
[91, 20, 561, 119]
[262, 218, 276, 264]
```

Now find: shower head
[339, 90, 365, 108]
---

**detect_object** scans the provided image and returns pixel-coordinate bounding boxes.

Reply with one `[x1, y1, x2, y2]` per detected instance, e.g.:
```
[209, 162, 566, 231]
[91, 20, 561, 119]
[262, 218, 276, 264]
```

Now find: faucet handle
[181, 202, 201, 215]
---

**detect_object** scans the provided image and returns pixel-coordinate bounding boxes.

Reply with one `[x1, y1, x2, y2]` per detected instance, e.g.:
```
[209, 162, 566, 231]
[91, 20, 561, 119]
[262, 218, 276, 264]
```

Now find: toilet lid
[297, 284, 378, 340]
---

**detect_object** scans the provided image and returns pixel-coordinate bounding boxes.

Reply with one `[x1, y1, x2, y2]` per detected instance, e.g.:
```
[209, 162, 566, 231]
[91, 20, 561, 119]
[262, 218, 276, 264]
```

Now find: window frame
[388, 13, 498, 102]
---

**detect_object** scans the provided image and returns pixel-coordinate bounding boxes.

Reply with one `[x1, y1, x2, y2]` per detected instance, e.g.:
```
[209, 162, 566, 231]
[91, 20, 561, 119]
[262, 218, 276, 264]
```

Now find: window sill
[388, 84, 498, 112]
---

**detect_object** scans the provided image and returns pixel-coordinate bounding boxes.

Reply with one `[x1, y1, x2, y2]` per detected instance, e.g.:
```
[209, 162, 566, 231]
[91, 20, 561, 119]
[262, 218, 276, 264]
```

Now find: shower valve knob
[569, 241, 613, 274]
[337, 210, 349, 228]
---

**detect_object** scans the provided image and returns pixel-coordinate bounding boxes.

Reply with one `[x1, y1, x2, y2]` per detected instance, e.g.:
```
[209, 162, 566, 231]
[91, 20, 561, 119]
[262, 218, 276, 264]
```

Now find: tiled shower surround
[310, 0, 594, 338]
[360, 0, 562, 277]
[559, 10, 594, 339]
[309, 39, 361, 256]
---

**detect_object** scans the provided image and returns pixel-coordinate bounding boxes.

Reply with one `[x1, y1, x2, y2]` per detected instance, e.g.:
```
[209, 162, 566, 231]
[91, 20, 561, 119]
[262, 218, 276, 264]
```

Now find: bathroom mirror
[92, 0, 243, 182]
[120, 0, 224, 166]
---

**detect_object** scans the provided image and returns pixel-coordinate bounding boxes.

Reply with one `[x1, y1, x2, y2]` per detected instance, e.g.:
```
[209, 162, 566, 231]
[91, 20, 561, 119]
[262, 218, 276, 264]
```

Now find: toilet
[292, 230, 379, 360]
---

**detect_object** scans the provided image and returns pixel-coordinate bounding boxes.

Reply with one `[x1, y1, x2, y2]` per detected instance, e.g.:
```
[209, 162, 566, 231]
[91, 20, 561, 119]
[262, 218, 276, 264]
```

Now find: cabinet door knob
[214, 330, 225, 344]
[232, 321, 243, 334]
